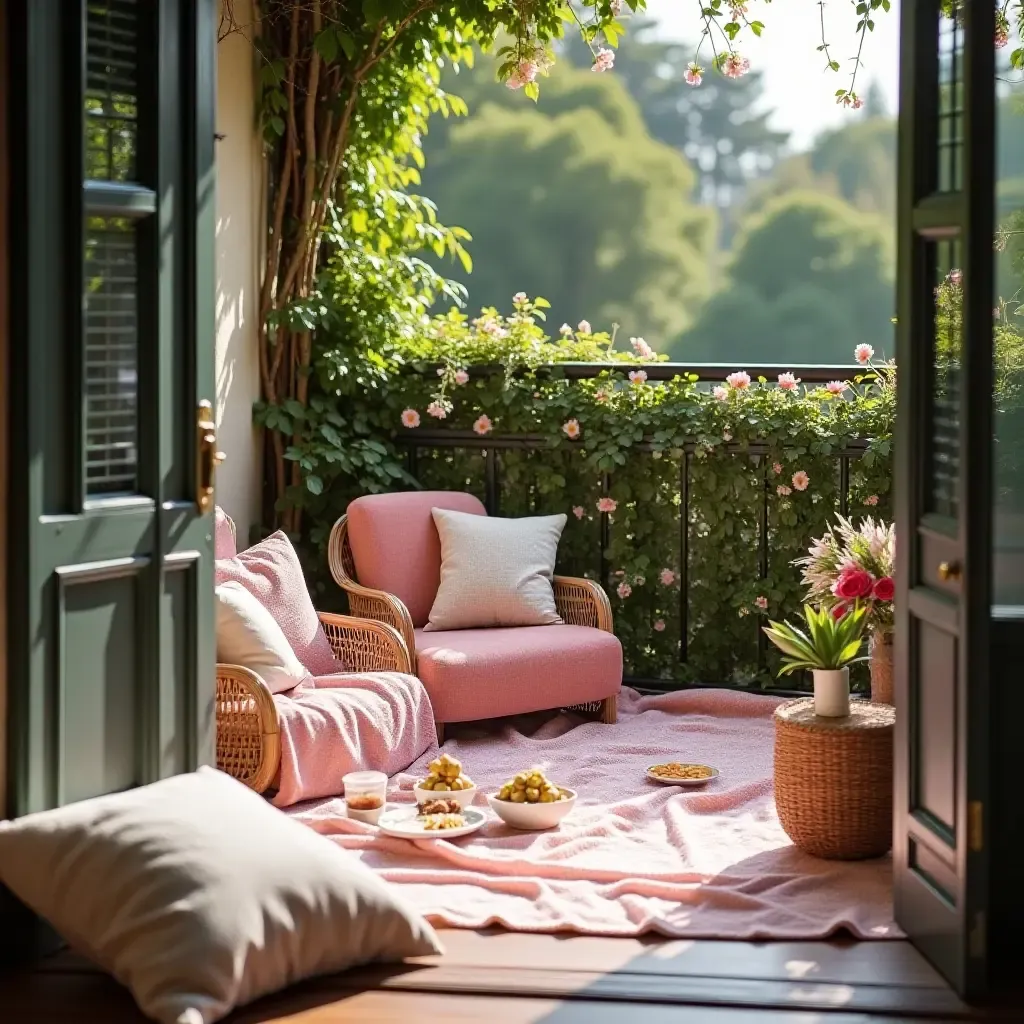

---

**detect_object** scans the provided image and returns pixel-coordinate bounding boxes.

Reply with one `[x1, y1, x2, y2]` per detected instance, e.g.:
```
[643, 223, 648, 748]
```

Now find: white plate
[377, 804, 488, 839]
[645, 763, 720, 786]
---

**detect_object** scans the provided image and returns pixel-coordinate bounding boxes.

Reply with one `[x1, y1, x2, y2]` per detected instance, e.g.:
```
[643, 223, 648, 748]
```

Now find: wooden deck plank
[2, 931, 1015, 1022]
[429, 929, 949, 989]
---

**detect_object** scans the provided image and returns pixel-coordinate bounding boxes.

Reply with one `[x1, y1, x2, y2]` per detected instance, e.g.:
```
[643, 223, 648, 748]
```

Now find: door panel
[4, 0, 217, 834]
[894, 0, 995, 998]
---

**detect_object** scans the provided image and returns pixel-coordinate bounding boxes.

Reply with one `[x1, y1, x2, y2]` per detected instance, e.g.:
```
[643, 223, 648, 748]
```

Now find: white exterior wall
[215, 0, 262, 545]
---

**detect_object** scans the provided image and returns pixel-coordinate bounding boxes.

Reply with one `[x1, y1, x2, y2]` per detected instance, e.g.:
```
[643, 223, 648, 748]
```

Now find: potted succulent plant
[762, 603, 869, 717]
[794, 516, 895, 704]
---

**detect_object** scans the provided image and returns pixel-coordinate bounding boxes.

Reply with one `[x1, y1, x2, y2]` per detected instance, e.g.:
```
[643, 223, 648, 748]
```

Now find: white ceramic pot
[812, 667, 851, 717]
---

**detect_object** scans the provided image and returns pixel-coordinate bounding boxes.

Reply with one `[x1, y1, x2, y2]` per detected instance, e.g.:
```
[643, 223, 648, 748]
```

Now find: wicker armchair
[328, 510, 618, 741]
[216, 612, 410, 794]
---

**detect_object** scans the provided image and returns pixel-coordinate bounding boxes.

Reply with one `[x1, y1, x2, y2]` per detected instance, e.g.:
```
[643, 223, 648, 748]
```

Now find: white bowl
[413, 782, 478, 810]
[487, 787, 577, 830]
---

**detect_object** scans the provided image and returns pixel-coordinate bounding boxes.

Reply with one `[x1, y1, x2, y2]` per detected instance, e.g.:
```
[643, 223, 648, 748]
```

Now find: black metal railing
[399, 364, 886, 696]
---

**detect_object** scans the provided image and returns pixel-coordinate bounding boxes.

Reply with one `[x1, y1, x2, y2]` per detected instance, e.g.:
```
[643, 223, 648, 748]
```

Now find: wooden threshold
[1, 930, 1019, 1022]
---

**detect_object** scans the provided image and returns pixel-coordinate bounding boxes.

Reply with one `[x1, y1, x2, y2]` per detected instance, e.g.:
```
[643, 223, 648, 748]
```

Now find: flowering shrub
[795, 517, 896, 635]
[296, 293, 899, 689]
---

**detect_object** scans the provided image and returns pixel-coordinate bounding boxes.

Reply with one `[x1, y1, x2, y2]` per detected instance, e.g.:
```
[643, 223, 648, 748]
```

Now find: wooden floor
[2, 929, 1021, 1023]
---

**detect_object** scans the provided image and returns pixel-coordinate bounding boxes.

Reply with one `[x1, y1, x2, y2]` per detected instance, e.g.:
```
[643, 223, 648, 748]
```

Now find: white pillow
[0, 767, 442, 1024]
[215, 580, 310, 693]
[424, 508, 567, 631]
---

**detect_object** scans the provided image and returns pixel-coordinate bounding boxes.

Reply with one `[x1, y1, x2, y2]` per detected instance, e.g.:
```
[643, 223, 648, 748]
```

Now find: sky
[643, 0, 902, 151]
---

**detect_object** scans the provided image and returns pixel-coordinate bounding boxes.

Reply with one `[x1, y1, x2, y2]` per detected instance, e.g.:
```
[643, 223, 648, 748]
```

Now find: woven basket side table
[774, 697, 895, 860]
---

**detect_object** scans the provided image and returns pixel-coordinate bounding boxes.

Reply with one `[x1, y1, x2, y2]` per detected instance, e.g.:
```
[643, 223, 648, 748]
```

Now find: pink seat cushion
[271, 673, 436, 808]
[346, 491, 486, 627]
[214, 505, 236, 559]
[414, 625, 622, 724]
[215, 530, 338, 677]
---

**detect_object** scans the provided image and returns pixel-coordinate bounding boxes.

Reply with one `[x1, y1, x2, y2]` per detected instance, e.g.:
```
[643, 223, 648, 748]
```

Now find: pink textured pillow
[215, 531, 338, 677]
[214, 506, 237, 559]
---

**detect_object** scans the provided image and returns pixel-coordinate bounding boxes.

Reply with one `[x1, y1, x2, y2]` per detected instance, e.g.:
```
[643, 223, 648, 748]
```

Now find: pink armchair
[328, 492, 622, 742]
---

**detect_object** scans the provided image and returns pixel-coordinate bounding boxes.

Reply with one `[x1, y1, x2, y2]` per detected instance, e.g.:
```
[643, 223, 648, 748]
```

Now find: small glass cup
[343, 770, 388, 824]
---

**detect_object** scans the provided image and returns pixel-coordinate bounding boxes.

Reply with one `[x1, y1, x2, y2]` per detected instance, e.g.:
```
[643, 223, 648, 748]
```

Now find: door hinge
[968, 800, 984, 853]
[969, 910, 986, 959]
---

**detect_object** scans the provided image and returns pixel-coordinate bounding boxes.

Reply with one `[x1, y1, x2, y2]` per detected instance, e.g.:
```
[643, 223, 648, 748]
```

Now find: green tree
[671, 192, 894, 365]
[563, 20, 789, 220]
[420, 68, 715, 346]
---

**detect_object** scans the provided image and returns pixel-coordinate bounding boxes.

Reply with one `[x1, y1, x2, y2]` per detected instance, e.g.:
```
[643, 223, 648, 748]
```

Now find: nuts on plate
[649, 762, 714, 780]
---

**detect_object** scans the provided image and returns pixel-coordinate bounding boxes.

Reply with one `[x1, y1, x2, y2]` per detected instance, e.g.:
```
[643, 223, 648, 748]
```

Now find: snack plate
[645, 763, 721, 786]
[377, 804, 487, 839]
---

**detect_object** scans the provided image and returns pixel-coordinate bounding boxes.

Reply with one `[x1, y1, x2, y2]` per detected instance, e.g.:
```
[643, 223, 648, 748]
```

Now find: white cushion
[215, 580, 310, 693]
[0, 767, 442, 1024]
[424, 508, 566, 631]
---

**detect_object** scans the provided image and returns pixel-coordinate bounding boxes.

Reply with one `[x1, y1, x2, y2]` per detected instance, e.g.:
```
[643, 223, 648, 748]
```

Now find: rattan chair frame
[327, 512, 619, 737]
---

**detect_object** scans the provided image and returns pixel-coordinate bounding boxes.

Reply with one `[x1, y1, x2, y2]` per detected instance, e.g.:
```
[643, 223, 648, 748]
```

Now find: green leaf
[305, 475, 324, 496]
[314, 28, 338, 63]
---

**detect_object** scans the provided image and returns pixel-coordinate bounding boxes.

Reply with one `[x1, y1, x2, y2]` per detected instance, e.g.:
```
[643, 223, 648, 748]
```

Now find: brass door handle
[196, 400, 226, 514]
[938, 560, 961, 582]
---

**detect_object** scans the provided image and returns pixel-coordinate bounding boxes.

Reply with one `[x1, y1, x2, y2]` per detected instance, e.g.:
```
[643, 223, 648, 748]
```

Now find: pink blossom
[473, 414, 493, 435]
[996, 25, 1010, 48]
[653, 618, 666, 632]
[854, 344, 874, 365]
[726, 370, 751, 390]
[777, 484, 792, 496]
[560, 323, 572, 335]
[873, 576, 895, 602]
[777, 372, 800, 392]
[597, 497, 617, 514]
[864, 494, 879, 506]
[792, 470, 810, 491]
[592, 48, 615, 73]
[595, 388, 610, 404]
[825, 380, 848, 395]
[616, 582, 632, 599]
[610, 0, 623, 14]
[516, 62, 538, 84]
[562, 418, 581, 439]
[454, 369, 470, 386]
[755, 596, 768, 611]
[426, 402, 447, 419]
[513, 291, 528, 303]
[505, 70, 526, 90]
[401, 408, 421, 429]
[772, 462, 783, 474]
[630, 336, 655, 359]
[660, 568, 676, 586]
[572, 505, 585, 520]
[685, 63, 704, 86]
[629, 370, 648, 385]
[577, 320, 591, 333]
[713, 385, 729, 401]
[852, 96, 865, 110]
[722, 54, 751, 79]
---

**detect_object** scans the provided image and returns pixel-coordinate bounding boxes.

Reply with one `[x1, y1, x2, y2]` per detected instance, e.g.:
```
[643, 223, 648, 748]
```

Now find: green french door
[4, 0, 217, 819]
[893, 0, 996, 999]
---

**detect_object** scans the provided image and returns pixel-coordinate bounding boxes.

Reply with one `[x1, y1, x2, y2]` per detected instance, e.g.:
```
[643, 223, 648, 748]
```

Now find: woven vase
[869, 631, 894, 705]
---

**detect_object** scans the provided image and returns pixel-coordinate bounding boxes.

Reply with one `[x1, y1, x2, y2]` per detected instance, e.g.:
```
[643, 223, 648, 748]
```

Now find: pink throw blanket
[272, 672, 436, 808]
[290, 687, 900, 940]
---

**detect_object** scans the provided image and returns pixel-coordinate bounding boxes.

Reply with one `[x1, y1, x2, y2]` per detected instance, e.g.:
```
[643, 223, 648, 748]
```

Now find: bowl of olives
[487, 769, 576, 830]
[413, 752, 477, 809]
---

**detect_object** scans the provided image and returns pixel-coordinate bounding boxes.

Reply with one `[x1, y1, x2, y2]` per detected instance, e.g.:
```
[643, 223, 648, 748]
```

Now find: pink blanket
[272, 672, 436, 808]
[290, 688, 900, 940]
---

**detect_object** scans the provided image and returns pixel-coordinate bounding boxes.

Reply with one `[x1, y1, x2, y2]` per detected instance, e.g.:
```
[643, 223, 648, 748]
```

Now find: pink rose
[597, 497, 617, 514]
[726, 370, 751, 390]
[454, 369, 470, 386]
[473, 414, 493, 435]
[777, 372, 800, 392]
[825, 380, 848, 395]
[653, 619, 666, 632]
[713, 385, 729, 401]
[572, 506, 585, 520]
[873, 576, 895, 602]
[854, 344, 874, 365]
[659, 568, 676, 586]
[835, 569, 874, 600]
[616, 582, 632, 599]
[400, 408, 421, 429]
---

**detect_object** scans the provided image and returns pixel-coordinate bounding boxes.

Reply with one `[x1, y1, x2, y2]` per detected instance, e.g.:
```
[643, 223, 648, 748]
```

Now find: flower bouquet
[794, 516, 895, 704]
